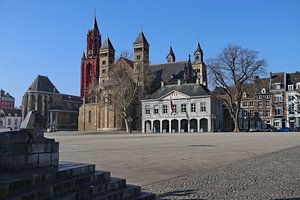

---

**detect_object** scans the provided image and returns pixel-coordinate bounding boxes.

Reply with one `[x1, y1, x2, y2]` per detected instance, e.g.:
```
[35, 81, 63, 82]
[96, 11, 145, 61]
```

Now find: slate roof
[1, 108, 21, 117]
[61, 94, 82, 102]
[287, 72, 300, 85]
[0, 89, 14, 99]
[270, 72, 284, 83]
[116, 56, 134, 69]
[27, 75, 59, 93]
[134, 31, 149, 45]
[101, 37, 114, 50]
[254, 78, 270, 93]
[146, 83, 210, 100]
[150, 61, 189, 82]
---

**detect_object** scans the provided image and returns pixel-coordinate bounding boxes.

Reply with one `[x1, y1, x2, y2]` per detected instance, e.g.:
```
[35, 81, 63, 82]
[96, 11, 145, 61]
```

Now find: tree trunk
[124, 118, 129, 133]
[233, 116, 240, 132]
[124, 118, 132, 133]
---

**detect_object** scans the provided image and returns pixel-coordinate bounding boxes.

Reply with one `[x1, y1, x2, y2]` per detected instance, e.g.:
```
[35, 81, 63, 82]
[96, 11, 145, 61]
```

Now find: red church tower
[80, 17, 101, 98]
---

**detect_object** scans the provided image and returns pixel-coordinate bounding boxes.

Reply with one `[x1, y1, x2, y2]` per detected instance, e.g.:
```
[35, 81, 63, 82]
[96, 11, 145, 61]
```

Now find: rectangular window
[258, 95, 262, 100]
[172, 104, 177, 113]
[190, 103, 196, 112]
[181, 104, 186, 112]
[258, 101, 262, 108]
[14, 119, 18, 125]
[145, 105, 150, 115]
[274, 107, 283, 116]
[273, 120, 280, 127]
[266, 95, 270, 99]
[289, 103, 295, 114]
[8, 119, 11, 125]
[242, 102, 248, 107]
[288, 96, 294, 101]
[154, 105, 159, 114]
[259, 111, 263, 117]
[249, 101, 254, 107]
[200, 102, 206, 112]
[162, 105, 168, 114]
[250, 110, 254, 116]
[266, 100, 271, 107]
[266, 110, 270, 116]
[288, 85, 294, 91]
[274, 94, 283, 102]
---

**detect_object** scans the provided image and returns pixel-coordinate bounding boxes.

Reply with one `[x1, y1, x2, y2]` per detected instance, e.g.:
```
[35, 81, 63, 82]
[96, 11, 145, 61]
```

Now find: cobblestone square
[46, 132, 300, 199]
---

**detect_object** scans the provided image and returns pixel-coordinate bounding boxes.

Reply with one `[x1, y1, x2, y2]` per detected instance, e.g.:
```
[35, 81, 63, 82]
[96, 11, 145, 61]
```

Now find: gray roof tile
[146, 83, 210, 100]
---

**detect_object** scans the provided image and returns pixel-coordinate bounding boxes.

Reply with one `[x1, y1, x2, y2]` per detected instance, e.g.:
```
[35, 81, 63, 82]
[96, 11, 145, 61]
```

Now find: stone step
[4, 170, 110, 200]
[55, 177, 127, 200]
[131, 192, 157, 200]
[91, 184, 141, 200]
[0, 161, 96, 198]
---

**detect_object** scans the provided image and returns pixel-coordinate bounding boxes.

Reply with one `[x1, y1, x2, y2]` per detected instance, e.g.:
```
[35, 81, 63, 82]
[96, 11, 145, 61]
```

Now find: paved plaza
[46, 132, 300, 199]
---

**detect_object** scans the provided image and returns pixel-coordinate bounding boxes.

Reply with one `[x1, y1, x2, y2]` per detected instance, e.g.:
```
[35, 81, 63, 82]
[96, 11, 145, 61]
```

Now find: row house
[239, 72, 300, 131]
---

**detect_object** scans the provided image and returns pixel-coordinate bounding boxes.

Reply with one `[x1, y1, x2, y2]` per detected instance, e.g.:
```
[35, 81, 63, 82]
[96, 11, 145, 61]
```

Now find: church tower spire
[166, 46, 176, 63]
[192, 41, 207, 87]
[80, 16, 102, 98]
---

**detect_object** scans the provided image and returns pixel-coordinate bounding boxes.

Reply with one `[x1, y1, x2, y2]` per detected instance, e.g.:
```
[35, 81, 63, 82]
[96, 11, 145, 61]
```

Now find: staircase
[0, 161, 156, 200]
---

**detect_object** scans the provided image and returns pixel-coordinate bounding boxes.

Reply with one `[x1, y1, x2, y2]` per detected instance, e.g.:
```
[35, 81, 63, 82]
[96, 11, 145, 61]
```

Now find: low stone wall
[0, 130, 59, 170]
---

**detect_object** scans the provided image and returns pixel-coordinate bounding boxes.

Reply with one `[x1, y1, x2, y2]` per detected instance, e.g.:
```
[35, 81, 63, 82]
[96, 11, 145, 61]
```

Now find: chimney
[161, 81, 164, 88]
[177, 79, 181, 85]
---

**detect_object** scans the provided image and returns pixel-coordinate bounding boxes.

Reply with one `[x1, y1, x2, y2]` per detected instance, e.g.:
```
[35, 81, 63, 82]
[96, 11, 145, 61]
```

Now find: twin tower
[80, 17, 149, 98]
[80, 17, 207, 98]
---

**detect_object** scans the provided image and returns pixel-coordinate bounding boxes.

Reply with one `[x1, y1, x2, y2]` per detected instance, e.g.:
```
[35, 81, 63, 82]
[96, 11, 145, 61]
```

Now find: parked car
[47, 125, 57, 133]
[278, 127, 290, 132]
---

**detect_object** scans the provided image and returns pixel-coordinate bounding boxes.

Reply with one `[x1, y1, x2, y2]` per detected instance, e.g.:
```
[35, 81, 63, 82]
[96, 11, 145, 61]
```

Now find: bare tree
[100, 62, 153, 133]
[208, 45, 267, 132]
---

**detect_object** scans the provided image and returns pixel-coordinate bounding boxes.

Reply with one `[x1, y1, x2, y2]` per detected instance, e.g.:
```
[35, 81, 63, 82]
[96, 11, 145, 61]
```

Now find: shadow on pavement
[158, 189, 203, 200]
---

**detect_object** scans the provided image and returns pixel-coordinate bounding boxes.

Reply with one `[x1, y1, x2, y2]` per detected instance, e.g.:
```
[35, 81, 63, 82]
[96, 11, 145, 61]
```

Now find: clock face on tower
[88, 50, 93, 57]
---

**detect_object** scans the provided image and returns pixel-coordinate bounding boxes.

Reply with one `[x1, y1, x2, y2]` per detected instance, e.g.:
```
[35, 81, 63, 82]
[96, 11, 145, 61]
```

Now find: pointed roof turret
[100, 37, 115, 50]
[166, 46, 176, 63]
[82, 51, 86, 59]
[194, 41, 203, 55]
[92, 16, 99, 32]
[134, 31, 149, 45]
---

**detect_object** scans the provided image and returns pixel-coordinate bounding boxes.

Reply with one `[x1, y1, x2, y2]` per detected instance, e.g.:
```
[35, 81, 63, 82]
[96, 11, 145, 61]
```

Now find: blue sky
[0, 0, 300, 107]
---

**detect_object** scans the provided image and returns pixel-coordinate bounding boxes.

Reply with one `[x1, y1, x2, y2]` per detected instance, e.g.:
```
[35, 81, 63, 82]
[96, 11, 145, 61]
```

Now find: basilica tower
[80, 17, 102, 98]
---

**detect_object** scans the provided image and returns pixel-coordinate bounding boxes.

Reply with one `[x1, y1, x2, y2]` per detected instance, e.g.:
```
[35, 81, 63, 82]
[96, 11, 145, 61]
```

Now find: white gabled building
[286, 72, 300, 131]
[141, 81, 223, 133]
[0, 109, 22, 131]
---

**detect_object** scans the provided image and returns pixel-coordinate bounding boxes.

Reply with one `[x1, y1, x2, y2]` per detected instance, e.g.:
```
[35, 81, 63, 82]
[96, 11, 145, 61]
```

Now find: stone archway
[200, 118, 208, 132]
[180, 119, 188, 133]
[153, 120, 160, 133]
[190, 119, 198, 133]
[162, 120, 169, 133]
[144, 120, 151, 133]
[171, 119, 178, 133]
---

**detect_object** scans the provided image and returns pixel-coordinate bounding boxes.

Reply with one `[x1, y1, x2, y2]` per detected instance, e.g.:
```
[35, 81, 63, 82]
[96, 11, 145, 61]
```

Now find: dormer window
[288, 85, 294, 91]
[261, 88, 266, 94]
[243, 92, 247, 98]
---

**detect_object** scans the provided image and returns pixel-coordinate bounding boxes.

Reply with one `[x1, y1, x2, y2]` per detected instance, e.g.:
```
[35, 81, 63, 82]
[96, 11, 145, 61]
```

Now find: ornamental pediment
[162, 91, 190, 100]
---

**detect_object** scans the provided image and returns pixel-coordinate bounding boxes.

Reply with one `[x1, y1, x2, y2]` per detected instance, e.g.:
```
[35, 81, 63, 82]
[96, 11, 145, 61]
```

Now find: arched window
[261, 88, 266, 94]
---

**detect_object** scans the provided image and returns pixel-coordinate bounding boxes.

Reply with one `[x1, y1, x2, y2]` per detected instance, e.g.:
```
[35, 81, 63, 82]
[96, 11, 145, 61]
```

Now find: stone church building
[78, 17, 208, 131]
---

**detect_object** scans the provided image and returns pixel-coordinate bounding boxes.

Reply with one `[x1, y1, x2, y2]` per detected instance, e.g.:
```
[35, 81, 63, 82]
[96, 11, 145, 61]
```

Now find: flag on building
[170, 96, 174, 113]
